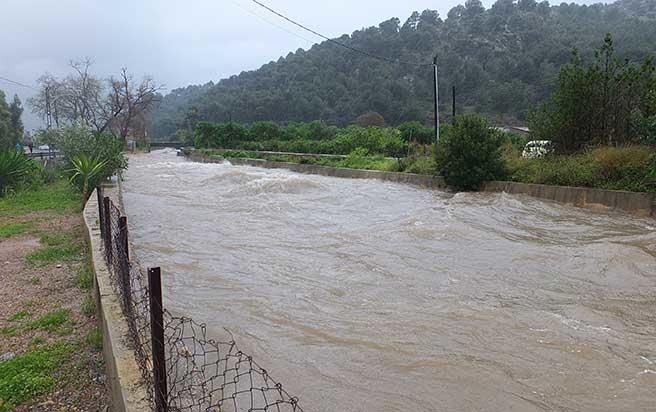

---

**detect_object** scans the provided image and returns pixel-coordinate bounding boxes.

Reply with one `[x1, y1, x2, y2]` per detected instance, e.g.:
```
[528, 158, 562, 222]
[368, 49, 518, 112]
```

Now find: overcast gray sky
[1, 0, 610, 129]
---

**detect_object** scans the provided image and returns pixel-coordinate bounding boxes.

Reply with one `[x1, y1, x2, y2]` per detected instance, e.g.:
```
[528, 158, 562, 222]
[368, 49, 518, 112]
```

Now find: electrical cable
[227, 0, 318, 45]
[0, 75, 36, 90]
[249, 0, 432, 67]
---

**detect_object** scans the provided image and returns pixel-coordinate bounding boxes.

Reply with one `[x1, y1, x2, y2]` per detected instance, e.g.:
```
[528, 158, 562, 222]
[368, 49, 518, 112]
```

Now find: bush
[0, 151, 40, 195]
[36, 124, 126, 184]
[505, 145, 656, 192]
[398, 121, 434, 145]
[437, 114, 506, 190]
[404, 156, 437, 174]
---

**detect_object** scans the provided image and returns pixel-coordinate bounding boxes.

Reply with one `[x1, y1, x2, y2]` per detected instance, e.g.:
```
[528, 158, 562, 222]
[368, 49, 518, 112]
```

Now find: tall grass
[505, 145, 656, 192]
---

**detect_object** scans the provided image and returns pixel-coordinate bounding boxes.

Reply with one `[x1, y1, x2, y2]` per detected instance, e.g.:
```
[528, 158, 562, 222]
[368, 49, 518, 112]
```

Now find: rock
[0, 352, 15, 361]
[56, 264, 63, 268]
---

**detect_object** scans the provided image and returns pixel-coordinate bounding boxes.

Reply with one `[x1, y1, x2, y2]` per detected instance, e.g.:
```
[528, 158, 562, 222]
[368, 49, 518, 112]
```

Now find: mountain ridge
[150, 0, 656, 139]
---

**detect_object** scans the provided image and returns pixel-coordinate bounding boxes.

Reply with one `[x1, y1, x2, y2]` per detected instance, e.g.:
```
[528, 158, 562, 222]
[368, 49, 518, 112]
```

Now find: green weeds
[0, 179, 78, 217]
[0, 222, 32, 239]
[85, 328, 102, 351]
[7, 310, 31, 322]
[25, 231, 82, 266]
[81, 295, 96, 317]
[27, 309, 72, 333]
[0, 342, 73, 412]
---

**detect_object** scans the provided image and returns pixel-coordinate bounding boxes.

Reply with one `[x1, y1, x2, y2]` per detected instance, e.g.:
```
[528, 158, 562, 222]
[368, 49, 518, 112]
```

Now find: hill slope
[150, 0, 656, 139]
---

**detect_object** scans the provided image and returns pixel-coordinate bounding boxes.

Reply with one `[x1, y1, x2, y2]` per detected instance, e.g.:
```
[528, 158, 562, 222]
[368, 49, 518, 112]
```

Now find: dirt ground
[0, 205, 111, 411]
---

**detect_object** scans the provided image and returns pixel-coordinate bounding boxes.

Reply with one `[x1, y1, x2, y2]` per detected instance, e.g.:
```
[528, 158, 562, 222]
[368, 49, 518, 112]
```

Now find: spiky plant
[0, 150, 33, 195]
[68, 154, 108, 201]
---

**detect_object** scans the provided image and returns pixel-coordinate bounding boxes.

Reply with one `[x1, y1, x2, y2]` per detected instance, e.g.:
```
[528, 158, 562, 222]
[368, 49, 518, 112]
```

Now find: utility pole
[433, 55, 440, 144]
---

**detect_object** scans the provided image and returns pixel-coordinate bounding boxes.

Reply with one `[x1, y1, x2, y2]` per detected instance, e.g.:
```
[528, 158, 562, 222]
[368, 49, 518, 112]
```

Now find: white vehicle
[522, 140, 553, 158]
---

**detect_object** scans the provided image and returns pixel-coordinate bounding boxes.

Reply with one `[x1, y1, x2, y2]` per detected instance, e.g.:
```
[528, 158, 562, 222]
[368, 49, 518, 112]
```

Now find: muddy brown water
[122, 149, 656, 412]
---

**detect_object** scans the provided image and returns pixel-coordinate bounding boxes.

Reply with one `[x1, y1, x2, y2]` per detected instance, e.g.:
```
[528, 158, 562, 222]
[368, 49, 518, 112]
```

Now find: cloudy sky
[1, 0, 610, 129]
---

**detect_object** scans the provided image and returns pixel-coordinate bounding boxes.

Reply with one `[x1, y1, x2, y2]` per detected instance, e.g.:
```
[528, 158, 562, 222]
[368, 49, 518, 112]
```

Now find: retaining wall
[482, 181, 656, 217]
[187, 152, 447, 189]
[83, 185, 150, 412]
[184, 151, 655, 217]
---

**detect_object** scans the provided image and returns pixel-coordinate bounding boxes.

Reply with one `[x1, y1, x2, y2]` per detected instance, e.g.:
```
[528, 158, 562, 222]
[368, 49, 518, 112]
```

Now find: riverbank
[184, 150, 656, 217]
[0, 180, 110, 411]
[193, 146, 656, 194]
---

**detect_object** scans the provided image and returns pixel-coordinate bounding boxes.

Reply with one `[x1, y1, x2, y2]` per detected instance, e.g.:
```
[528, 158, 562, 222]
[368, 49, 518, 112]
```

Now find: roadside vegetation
[189, 35, 655, 192]
[0, 122, 126, 411]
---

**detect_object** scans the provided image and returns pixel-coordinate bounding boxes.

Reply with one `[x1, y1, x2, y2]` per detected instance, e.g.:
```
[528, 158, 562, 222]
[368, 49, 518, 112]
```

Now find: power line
[227, 0, 318, 45]
[0, 75, 37, 90]
[249, 0, 432, 67]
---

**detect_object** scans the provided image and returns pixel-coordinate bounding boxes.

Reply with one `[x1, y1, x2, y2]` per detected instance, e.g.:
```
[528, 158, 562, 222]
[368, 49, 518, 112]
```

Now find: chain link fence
[97, 187, 304, 412]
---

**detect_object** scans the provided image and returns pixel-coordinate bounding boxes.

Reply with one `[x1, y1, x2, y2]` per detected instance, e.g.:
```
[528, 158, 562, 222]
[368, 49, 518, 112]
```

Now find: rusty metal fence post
[102, 197, 112, 263]
[118, 216, 131, 312]
[148, 267, 168, 412]
[97, 187, 104, 239]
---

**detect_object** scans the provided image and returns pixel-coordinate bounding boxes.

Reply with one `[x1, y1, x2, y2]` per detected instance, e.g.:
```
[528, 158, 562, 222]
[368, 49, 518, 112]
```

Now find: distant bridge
[149, 142, 184, 149]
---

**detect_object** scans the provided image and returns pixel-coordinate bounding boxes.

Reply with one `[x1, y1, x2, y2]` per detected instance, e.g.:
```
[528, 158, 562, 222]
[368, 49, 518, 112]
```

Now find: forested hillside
[150, 0, 656, 140]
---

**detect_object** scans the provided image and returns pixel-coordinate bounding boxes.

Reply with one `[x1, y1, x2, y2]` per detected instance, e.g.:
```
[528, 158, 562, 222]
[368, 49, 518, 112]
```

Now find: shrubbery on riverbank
[193, 120, 446, 158]
[505, 145, 656, 192]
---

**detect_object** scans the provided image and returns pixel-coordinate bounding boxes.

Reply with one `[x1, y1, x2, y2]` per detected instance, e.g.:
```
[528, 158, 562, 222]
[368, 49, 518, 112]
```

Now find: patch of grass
[27, 309, 71, 333]
[0, 342, 73, 411]
[81, 295, 96, 317]
[7, 310, 31, 322]
[85, 328, 102, 351]
[0, 222, 32, 239]
[0, 326, 20, 337]
[39, 232, 74, 247]
[25, 229, 83, 266]
[0, 179, 79, 217]
[75, 259, 94, 290]
[29, 276, 41, 285]
[25, 245, 81, 266]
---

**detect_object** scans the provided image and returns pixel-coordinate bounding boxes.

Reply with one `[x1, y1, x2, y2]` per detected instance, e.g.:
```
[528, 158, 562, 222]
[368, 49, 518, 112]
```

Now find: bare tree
[29, 60, 161, 142]
[109, 68, 160, 140]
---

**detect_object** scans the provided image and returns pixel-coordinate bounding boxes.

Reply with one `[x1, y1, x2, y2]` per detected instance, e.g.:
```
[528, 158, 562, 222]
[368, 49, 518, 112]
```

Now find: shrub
[437, 114, 506, 190]
[505, 145, 656, 192]
[0, 150, 37, 195]
[404, 156, 437, 175]
[36, 124, 126, 184]
[398, 121, 434, 145]
[67, 155, 109, 201]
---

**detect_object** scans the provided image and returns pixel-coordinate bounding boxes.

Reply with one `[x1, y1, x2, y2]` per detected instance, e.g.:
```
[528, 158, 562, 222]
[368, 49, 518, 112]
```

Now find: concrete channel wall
[187, 152, 447, 189]
[482, 181, 656, 217]
[185, 151, 656, 217]
[83, 185, 150, 412]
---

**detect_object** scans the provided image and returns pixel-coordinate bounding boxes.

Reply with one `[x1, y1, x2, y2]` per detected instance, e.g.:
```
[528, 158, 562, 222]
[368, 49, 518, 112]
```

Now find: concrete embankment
[83, 184, 150, 412]
[184, 151, 656, 217]
[482, 181, 655, 217]
[186, 152, 447, 190]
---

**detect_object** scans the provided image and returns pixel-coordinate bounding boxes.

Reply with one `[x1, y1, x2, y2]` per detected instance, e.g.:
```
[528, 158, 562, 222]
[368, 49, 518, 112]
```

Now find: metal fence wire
[97, 188, 304, 412]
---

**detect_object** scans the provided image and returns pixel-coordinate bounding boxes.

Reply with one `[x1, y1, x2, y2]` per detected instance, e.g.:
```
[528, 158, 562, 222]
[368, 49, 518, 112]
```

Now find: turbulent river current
[122, 149, 656, 412]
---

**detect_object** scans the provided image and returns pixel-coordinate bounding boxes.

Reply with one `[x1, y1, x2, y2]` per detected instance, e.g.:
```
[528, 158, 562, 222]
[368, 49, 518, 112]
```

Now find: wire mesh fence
[97, 187, 304, 412]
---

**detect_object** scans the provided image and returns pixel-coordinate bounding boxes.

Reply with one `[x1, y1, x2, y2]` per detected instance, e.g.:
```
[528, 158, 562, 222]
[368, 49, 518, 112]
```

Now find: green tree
[436, 114, 505, 190]
[0, 91, 16, 150]
[530, 34, 656, 152]
[9, 95, 24, 142]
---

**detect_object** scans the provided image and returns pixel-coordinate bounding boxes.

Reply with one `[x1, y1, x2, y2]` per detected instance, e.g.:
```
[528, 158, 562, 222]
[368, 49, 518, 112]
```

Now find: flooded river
[122, 149, 656, 411]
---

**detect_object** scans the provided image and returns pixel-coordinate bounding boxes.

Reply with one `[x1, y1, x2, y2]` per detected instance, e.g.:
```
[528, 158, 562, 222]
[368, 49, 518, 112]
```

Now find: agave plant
[0, 150, 33, 195]
[68, 154, 108, 201]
